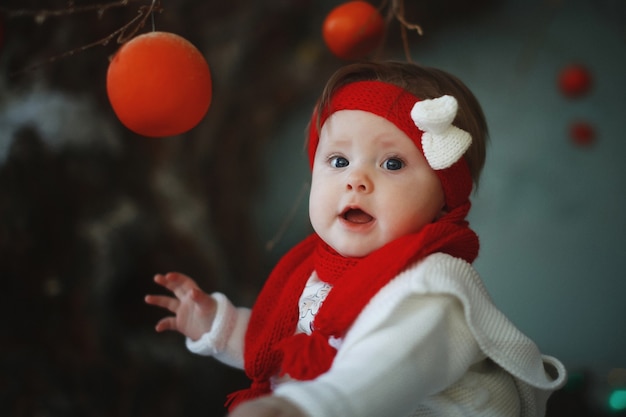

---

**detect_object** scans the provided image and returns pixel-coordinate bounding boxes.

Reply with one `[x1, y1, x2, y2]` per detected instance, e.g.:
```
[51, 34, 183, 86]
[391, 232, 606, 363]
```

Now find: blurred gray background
[1, 0, 624, 416]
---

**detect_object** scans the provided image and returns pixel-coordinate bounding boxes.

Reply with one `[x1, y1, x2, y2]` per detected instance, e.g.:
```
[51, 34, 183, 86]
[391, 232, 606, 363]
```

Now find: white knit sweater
[187, 253, 567, 417]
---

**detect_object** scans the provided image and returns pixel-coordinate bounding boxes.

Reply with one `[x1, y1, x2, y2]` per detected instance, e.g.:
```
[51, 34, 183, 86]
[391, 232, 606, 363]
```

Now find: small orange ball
[322, 1, 385, 60]
[107, 31, 212, 137]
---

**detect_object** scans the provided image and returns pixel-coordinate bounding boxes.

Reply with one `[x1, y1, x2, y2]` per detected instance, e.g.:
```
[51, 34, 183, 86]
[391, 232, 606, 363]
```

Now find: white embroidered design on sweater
[297, 273, 332, 334]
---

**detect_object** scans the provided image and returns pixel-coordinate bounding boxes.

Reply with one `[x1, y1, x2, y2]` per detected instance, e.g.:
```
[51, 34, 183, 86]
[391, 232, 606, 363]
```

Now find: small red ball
[558, 64, 592, 98]
[569, 121, 595, 146]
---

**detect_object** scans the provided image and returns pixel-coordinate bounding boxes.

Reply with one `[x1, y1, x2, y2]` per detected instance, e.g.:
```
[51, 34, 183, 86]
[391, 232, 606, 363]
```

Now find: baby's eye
[330, 156, 349, 168]
[383, 158, 404, 171]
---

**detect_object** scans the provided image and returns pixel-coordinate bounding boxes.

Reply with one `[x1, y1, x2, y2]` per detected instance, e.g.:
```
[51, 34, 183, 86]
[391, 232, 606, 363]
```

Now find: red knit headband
[307, 80, 473, 212]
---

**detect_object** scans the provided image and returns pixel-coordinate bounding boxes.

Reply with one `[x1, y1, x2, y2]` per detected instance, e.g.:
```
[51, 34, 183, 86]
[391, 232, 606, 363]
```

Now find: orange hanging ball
[107, 31, 212, 138]
[322, 1, 384, 61]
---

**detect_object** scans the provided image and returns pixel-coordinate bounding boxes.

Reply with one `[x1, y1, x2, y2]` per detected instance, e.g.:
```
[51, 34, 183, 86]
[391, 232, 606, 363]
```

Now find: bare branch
[0, 0, 142, 19]
[8, 0, 163, 76]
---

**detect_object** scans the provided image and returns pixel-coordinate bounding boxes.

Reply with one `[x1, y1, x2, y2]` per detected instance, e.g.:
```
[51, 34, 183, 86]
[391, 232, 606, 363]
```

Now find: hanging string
[266, 181, 310, 252]
[150, 0, 157, 31]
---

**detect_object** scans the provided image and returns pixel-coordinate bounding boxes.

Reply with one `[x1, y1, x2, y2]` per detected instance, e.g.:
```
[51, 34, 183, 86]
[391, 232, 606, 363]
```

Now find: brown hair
[313, 61, 488, 188]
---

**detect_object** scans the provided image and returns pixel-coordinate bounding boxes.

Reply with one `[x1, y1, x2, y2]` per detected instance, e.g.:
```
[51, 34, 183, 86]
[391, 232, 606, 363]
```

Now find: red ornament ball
[558, 64, 592, 98]
[322, 1, 385, 61]
[107, 31, 212, 138]
[569, 121, 595, 146]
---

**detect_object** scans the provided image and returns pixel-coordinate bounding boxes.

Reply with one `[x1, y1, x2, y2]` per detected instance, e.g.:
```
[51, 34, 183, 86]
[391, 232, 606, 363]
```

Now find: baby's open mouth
[342, 208, 374, 224]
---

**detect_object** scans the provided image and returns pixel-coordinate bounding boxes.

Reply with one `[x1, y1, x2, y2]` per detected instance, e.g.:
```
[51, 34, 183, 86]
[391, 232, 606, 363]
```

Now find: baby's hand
[145, 272, 216, 341]
[227, 397, 305, 417]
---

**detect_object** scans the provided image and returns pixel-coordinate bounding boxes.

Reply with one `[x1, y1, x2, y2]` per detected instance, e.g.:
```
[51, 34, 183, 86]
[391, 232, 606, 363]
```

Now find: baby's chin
[328, 241, 383, 259]
[313, 225, 389, 258]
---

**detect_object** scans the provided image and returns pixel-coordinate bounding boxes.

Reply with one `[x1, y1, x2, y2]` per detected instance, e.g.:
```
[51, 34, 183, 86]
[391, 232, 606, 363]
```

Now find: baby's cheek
[308, 195, 324, 230]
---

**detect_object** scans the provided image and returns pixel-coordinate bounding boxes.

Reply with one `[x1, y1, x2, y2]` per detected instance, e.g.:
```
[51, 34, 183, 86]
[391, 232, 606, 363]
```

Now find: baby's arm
[228, 396, 306, 417]
[145, 272, 217, 341]
[223, 293, 478, 417]
[272, 293, 482, 417]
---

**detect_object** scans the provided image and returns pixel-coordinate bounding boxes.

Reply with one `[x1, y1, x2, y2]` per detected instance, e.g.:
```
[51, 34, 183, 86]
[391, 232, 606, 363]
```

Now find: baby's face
[309, 110, 445, 258]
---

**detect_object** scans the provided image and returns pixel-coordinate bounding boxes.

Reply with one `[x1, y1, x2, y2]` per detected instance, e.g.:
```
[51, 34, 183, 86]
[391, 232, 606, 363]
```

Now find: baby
[146, 61, 566, 417]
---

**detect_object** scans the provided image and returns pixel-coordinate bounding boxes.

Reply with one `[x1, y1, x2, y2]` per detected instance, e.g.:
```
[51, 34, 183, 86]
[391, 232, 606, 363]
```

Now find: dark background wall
[1, 0, 624, 416]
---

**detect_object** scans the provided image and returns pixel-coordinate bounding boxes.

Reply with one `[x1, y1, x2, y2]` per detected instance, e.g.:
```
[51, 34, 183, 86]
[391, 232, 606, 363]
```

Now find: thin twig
[116, 2, 161, 44]
[390, 0, 424, 62]
[265, 181, 310, 252]
[394, 14, 424, 37]
[9, 1, 162, 76]
[0, 0, 143, 19]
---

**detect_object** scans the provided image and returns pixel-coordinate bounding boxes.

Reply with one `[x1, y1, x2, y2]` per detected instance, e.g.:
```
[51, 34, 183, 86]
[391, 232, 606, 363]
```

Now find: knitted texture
[410, 95, 472, 170]
[308, 80, 473, 212]
[226, 220, 479, 410]
[225, 233, 318, 409]
[225, 81, 481, 410]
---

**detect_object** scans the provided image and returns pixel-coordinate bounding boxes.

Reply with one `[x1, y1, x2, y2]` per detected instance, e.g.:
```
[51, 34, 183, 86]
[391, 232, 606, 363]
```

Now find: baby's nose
[346, 170, 373, 193]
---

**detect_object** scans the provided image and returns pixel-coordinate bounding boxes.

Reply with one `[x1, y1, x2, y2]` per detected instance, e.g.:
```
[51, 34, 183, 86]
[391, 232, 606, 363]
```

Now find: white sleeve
[273, 293, 483, 417]
[185, 292, 250, 369]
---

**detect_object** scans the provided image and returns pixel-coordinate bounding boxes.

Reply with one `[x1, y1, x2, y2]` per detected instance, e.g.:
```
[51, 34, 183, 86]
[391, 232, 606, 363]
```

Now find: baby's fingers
[153, 273, 179, 289]
[154, 272, 198, 297]
[191, 288, 216, 310]
[145, 294, 179, 313]
[154, 316, 178, 333]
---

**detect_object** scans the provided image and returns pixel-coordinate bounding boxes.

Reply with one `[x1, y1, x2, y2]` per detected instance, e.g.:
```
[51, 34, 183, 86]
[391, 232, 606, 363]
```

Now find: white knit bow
[410, 95, 472, 170]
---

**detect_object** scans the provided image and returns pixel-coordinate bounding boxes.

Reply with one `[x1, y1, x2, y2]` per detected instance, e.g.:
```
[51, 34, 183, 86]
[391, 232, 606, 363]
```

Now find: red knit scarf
[225, 209, 478, 410]
[225, 79, 479, 409]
